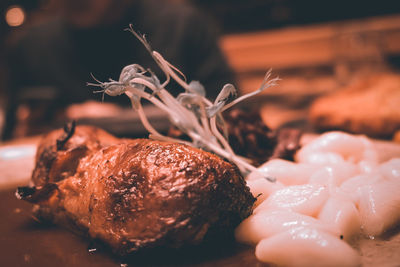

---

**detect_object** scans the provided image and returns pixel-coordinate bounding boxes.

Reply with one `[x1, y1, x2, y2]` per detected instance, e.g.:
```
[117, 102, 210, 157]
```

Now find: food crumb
[24, 254, 31, 262]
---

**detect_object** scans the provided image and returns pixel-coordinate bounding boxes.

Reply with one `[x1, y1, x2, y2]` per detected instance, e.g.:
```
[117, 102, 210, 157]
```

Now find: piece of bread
[309, 73, 400, 138]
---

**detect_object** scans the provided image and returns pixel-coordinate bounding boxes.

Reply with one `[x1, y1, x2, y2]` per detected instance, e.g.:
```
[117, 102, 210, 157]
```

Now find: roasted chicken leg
[18, 125, 255, 255]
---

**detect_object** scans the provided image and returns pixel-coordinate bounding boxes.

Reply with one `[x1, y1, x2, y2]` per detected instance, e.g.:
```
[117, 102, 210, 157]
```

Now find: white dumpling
[340, 173, 382, 204]
[246, 159, 319, 185]
[358, 160, 379, 174]
[309, 162, 358, 187]
[255, 184, 329, 217]
[318, 196, 361, 241]
[255, 227, 361, 267]
[298, 151, 346, 165]
[246, 178, 285, 207]
[296, 131, 377, 164]
[358, 180, 400, 236]
[379, 158, 400, 182]
[235, 210, 338, 245]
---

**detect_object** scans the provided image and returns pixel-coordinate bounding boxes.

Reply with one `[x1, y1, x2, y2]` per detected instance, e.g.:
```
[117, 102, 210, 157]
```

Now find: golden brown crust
[27, 126, 255, 255]
[31, 125, 121, 186]
[309, 73, 400, 138]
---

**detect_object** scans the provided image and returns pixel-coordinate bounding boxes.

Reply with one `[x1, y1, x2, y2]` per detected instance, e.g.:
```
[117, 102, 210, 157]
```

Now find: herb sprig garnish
[88, 25, 279, 181]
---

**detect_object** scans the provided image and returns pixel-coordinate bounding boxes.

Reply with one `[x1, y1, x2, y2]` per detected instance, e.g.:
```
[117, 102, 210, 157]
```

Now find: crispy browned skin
[21, 125, 255, 255]
[31, 124, 122, 187]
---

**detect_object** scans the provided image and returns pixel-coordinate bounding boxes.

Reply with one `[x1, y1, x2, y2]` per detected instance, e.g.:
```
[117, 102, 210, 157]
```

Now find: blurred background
[1, 0, 400, 141]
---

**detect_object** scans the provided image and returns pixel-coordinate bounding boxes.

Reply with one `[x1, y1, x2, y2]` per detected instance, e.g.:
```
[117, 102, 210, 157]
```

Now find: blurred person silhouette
[3, 0, 236, 139]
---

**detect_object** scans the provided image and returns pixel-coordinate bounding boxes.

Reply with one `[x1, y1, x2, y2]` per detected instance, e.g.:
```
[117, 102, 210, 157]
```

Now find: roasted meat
[168, 109, 302, 166]
[30, 122, 122, 187]
[309, 73, 400, 138]
[18, 125, 255, 255]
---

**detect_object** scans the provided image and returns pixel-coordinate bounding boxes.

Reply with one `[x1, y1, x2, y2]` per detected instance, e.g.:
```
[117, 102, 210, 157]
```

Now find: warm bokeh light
[5, 5, 26, 27]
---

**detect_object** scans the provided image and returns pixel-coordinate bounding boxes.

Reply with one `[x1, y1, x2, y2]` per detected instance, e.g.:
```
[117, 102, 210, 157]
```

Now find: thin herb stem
[88, 27, 279, 183]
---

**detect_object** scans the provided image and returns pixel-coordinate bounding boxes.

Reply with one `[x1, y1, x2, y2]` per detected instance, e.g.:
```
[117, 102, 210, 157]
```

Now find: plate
[0, 144, 36, 189]
[0, 189, 258, 266]
[1, 186, 400, 266]
[1, 136, 400, 266]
